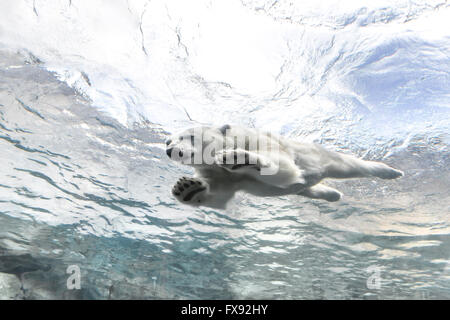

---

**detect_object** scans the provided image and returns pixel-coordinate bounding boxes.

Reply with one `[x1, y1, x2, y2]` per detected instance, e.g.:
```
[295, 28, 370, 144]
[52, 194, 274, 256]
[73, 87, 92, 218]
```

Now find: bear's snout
[166, 147, 184, 159]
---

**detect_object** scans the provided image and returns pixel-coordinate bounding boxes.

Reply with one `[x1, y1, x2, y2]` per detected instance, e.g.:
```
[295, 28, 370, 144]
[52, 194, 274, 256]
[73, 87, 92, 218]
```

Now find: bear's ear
[219, 124, 231, 135]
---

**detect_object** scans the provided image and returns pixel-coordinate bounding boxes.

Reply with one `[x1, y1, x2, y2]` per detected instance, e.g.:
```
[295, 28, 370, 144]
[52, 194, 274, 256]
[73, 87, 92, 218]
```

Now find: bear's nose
[166, 148, 173, 157]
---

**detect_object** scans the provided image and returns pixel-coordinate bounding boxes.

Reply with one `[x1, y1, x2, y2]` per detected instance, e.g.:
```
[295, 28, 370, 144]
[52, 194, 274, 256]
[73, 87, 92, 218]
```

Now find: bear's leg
[172, 176, 209, 205]
[325, 153, 404, 180]
[215, 149, 307, 188]
[215, 149, 270, 173]
[299, 184, 342, 202]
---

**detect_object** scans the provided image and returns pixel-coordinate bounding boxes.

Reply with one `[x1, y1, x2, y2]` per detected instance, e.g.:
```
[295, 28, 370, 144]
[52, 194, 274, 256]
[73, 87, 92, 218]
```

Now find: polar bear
[166, 125, 403, 209]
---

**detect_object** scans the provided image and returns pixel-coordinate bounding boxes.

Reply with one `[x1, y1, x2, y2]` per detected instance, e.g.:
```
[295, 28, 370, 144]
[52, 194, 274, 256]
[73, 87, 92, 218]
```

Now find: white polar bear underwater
[166, 124, 403, 209]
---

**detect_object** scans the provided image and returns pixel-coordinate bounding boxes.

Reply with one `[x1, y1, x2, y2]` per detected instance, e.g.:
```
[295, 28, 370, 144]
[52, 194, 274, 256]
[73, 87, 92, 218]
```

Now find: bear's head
[165, 125, 231, 166]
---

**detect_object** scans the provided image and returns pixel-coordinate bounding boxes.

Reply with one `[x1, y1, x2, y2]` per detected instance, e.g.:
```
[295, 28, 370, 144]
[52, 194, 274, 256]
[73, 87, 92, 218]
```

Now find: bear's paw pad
[172, 177, 208, 203]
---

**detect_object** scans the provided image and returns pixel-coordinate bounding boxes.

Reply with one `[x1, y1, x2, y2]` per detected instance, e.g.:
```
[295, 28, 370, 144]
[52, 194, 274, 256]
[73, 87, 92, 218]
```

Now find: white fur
[167, 125, 403, 209]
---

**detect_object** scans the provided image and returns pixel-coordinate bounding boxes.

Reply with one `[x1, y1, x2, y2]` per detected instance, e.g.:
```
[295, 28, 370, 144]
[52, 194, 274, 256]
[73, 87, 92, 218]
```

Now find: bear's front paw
[215, 149, 268, 172]
[172, 176, 209, 204]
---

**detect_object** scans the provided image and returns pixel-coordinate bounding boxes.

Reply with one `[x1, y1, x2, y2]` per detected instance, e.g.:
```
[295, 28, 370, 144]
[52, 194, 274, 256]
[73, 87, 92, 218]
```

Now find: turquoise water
[0, 50, 449, 299]
[1, 0, 450, 299]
